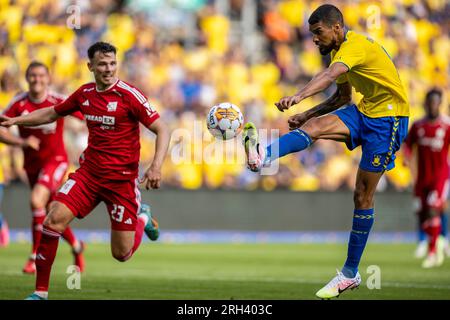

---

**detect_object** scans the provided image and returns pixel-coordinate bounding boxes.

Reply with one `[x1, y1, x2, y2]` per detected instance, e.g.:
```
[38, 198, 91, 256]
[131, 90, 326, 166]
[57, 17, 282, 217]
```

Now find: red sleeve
[3, 93, 25, 117]
[69, 111, 84, 120]
[127, 87, 160, 127]
[3, 102, 19, 117]
[54, 88, 81, 116]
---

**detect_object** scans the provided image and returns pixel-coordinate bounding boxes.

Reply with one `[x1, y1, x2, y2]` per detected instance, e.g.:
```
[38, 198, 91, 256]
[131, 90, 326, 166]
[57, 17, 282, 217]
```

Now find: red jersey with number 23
[54, 79, 160, 181]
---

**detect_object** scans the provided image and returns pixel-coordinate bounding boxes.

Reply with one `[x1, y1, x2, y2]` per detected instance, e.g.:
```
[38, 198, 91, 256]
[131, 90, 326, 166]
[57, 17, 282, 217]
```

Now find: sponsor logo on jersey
[85, 114, 115, 125]
[107, 101, 117, 112]
[82, 99, 90, 106]
[83, 87, 95, 92]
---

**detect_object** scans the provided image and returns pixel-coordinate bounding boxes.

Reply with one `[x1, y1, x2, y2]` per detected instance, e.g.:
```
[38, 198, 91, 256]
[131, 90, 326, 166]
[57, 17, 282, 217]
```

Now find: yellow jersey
[330, 30, 409, 118]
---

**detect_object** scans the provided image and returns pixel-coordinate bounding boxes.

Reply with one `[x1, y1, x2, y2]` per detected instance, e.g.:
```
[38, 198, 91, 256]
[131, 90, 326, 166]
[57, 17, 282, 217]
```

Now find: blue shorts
[333, 104, 409, 172]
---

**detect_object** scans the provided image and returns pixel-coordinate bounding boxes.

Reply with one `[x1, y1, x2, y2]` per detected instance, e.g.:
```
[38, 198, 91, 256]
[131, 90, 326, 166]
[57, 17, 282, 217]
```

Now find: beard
[318, 39, 336, 55]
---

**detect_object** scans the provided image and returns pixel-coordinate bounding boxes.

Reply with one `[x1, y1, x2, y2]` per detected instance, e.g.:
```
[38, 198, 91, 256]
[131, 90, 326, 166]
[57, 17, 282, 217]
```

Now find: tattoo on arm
[304, 83, 352, 119]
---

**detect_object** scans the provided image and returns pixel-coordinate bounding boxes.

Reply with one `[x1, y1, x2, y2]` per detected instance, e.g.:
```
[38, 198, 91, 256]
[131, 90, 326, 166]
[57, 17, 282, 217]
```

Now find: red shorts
[54, 166, 142, 231]
[414, 179, 450, 212]
[26, 161, 68, 193]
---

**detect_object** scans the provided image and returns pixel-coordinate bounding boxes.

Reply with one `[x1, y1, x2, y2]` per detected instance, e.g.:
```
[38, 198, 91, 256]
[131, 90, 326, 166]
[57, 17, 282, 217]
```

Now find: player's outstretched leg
[243, 122, 313, 172]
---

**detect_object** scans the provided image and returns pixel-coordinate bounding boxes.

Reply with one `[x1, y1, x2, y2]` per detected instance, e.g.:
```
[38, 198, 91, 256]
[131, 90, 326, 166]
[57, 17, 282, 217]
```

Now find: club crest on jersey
[107, 101, 117, 112]
[372, 155, 382, 167]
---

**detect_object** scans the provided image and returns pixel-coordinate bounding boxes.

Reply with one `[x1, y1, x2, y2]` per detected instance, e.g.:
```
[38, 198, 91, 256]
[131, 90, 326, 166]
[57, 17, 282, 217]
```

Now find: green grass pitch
[1, 242, 450, 300]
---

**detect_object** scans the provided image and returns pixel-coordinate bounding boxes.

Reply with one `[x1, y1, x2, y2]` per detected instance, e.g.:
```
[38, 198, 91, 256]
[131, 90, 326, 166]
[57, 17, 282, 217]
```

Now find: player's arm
[288, 81, 352, 130]
[402, 124, 416, 162]
[141, 118, 171, 190]
[0, 128, 40, 150]
[0, 107, 60, 127]
[276, 62, 349, 111]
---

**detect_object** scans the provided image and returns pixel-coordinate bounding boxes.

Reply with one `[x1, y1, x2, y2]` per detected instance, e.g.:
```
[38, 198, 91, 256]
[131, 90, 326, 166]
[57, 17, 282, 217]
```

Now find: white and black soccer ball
[206, 102, 244, 140]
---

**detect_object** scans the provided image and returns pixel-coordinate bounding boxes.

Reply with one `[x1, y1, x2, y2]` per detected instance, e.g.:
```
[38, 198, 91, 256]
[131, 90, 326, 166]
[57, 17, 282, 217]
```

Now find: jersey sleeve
[3, 93, 25, 117]
[69, 111, 84, 120]
[3, 101, 19, 117]
[54, 88, 81, 116]
[128, 87, 160, 127]
[330, 42, 366, 71]
[336, 73, 348, 84]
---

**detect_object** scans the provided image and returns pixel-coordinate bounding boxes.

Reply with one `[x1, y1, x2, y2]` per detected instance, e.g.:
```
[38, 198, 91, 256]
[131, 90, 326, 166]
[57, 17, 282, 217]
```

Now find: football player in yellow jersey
[243, 4, 409, 299]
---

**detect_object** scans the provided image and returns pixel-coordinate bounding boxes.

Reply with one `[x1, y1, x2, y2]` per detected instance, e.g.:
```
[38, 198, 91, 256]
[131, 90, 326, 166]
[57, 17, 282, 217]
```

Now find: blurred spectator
[0, 0, 448, 192]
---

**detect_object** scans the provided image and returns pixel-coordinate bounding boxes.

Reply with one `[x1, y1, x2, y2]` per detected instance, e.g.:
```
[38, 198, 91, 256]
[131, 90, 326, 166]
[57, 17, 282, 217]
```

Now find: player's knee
[30, 193, 47, 210]
[43, 202, 71, 233]
[43, 214, 65, 233]
[353, 188, 374, 209]
[112, 249, 133, 262]
[301, 118, 320, 139]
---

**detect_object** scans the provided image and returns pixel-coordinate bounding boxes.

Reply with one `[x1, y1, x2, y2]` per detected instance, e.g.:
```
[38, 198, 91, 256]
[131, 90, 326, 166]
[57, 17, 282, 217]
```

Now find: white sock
[34, 291, 48, 299]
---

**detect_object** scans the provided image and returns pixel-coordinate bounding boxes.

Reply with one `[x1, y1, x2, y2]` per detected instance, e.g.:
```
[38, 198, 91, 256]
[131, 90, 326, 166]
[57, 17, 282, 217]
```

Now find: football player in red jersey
[0, 127, 40, 247]
[404, 88, 449, 268]
[0, 42, 170, 300]
[3, 62, 86, 274]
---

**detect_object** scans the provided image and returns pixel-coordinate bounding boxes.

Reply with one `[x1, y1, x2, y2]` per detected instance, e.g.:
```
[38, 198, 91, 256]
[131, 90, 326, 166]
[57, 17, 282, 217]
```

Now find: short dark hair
[87, 42, 117, 60]
[308, 4, 344, 26]
[25, 61, 49, 77]
[425, 88, 443, 101]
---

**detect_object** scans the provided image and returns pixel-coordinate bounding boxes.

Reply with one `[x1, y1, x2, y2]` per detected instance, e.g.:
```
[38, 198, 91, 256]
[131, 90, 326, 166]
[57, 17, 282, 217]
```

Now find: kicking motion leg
[243, 114, 350, 172]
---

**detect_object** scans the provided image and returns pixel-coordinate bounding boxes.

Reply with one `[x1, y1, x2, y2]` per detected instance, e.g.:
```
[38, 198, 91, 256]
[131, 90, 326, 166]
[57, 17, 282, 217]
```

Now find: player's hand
[275, 95, 301, 112]
[0, 115, 16, 127]
[23, 136, 40, 151]
[140, 165, 161, 190]
[288, 113, 308, 130]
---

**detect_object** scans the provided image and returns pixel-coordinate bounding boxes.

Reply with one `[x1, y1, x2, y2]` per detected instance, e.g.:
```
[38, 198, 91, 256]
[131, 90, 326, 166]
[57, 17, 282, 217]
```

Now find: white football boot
[316, 270, 361, 299]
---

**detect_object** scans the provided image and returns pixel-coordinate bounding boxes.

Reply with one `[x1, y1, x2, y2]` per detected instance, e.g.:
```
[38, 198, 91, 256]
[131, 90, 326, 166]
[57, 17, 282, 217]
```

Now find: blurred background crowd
[0, 0, 448, 191]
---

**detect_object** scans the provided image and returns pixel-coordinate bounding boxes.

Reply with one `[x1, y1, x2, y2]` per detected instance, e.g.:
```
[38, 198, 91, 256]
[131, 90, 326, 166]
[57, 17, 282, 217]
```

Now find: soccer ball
[206, 102, 244, 140]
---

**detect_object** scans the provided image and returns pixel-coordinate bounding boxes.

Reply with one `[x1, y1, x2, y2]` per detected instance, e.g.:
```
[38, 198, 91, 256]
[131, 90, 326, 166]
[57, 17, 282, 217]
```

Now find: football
[206, 102, 244, 140]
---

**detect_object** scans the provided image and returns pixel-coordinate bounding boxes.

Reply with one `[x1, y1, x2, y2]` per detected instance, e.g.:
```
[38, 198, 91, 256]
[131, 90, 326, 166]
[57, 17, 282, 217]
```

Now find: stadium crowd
[0, 0, 448, 191]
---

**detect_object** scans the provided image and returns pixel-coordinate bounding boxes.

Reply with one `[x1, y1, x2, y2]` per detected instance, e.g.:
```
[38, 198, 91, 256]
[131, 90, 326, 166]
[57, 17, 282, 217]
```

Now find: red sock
[61, 226, 77, 248]
[35, 226, 61, 292]
[118, 216, 146, 262]
[32, 208, 46, 256]
[424, 217, 441, 254]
